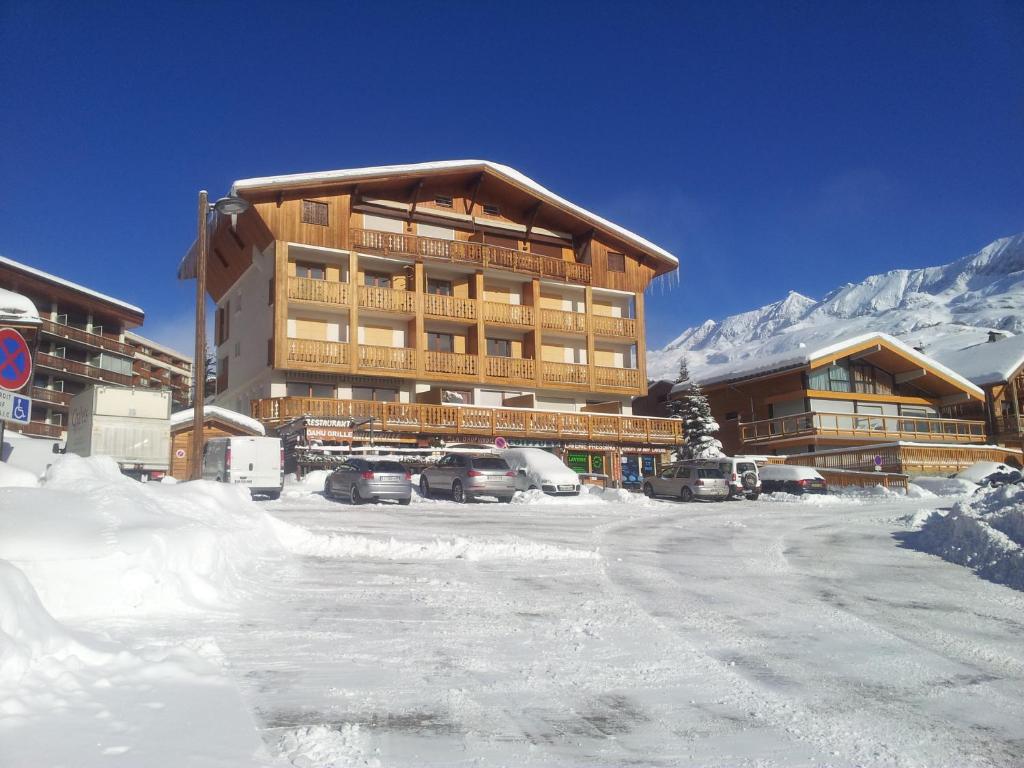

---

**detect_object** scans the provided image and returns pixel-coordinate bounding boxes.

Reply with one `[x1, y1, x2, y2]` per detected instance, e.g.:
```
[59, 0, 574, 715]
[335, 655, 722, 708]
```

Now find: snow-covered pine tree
[669, 358, 724, 460]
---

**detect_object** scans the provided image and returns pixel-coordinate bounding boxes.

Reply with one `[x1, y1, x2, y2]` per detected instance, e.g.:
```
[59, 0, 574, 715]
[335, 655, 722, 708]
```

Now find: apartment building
[0, 256, 144, 438]
[124, 332, 194, 410]
[193, 160, 683, 475]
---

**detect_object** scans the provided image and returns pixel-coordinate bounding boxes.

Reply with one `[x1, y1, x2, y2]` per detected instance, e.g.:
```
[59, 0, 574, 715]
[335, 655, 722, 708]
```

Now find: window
[217, 357, 229, 392]
[855, 404, 885, 431]
[809, 364, 851, 393]
[487, 338, 512, 357]
[482, 203, 501, 216]
[426, 278, 453, 296]
[725, 411, 739, 420]
[442, 389, 472, 404]
[234, 342, 241, 358]
[267, 339, 274, 365]
[658, 467, 676, 480]
[364, 271, 391, 288]
[352, 386, 397, 402]
[301, 199, 328, 226]
[607, 251, 626, 272]
[427, 332, 454, 353]
[434, 195, 453, 208]
[295, 262, 326, 280]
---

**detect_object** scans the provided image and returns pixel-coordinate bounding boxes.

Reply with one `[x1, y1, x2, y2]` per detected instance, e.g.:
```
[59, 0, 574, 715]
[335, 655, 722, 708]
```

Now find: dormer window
[301, 200, 328, 226]
[434, 195, 453, 208]
[607, 251, 626, 272]
[482, 203, 500, 216]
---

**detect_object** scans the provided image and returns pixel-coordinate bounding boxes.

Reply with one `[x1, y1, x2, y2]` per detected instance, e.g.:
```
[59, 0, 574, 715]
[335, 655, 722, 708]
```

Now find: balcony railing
[542, 361, 589, 386]
[358, 344, 416, 372]
[423, 293, 477, 321]
[37, 352, 133, 386]
[424, 350, 477, 377]
[740, 411, 987, 445]
[485, 356, 536, 382]
[483, 301, 534, 327]
[358, 285, 416, 314]
[286, 338, 350, 368]
[595, 366, 642, 390]
[287, 277, 350, 306]
[591, 315, 638, 338]
[14, 421, 64, 438]
[350, 228, 592, 285]
[251, 397, 683, 445]
[540, 307, 587, 334]
[32, 386, 72, 407]
[40, 319, 133, 356]
[992, 414, 1023, 437]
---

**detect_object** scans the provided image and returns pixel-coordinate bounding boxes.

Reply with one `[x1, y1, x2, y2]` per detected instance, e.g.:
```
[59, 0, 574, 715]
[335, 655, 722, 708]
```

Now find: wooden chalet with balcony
[679, 333, 1022, 473]
[186, 160, 682, 476]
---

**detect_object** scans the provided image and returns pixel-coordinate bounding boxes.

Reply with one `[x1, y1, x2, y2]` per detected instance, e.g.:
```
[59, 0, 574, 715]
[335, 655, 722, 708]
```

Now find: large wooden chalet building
[195, 160, 683, 476]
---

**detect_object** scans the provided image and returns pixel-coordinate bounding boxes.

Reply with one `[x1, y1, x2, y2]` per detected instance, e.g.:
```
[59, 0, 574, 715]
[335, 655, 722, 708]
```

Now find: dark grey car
[419, 453, 516, 503]
[324, 459, 412, 505]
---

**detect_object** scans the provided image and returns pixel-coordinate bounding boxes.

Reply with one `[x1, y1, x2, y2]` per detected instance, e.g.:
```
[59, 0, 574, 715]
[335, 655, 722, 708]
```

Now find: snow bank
[909, 483, 1024, 590]
[283, 469, 331, 496]
[276, 724, 376, 767]
[761, 491, 853, 505]
[910, 475, 978, 497]
[955, 461, 1017, 484]
[0, 454, 288, 618]
[0, 461, 39, 488]
[511, 485, 658, 507]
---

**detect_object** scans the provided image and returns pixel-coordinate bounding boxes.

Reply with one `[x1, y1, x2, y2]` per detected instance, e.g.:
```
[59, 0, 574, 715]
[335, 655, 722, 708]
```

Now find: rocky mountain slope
[647, 233, 1024, 382]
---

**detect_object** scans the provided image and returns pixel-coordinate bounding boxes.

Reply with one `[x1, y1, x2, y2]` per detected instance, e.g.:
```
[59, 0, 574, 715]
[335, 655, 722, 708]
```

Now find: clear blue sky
[1, 1, 1021, 353]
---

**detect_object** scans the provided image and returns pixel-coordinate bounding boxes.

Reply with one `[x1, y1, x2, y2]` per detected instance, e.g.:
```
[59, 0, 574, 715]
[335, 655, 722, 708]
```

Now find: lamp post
[190, 191, 251, 479]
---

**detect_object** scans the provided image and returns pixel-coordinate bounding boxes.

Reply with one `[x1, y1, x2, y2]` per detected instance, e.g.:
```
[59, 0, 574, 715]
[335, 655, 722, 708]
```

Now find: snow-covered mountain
[647, 233, 1024, 382]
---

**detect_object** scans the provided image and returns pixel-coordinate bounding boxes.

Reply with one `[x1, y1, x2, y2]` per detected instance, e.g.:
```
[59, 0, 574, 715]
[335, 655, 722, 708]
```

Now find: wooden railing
[992, 415, 1023, 437]
[37, 352, 133, 386]
[286, 338, 349, 367]
[424, 293, 477, 320]
[483, 302, 534, 327]
[358, 344, 415, 372]
[540, 307, 587, 334]
[740, 411, 987, 445]
[542, 360, 590, 386]
[350, 228, 592, 285]
[485, 356, 536, 381]
[287, 277, 350, 306]
[251, 397, 683, 444]
[424, 350, 477, 377]
[591, 315, 638, 338]
[595, 366, 642, 390]
[358, 285, 417, 314]
[32, 386, 72, 407]
[14, 421, 63, 438]
[784, 444, 1023, 475]
[40, 318, 133, 356]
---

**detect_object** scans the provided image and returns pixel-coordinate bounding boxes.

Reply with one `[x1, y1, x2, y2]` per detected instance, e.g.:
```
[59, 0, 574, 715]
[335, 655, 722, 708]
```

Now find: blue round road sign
[0, 328, 33, 392]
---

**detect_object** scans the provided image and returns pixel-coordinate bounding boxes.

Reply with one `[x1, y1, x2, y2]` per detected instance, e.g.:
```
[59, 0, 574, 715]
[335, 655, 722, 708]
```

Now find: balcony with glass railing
[740, 411, 987, 446]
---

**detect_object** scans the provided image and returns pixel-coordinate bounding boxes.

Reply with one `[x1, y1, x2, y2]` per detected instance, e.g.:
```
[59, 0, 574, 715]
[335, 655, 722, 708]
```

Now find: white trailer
[66, 386, 171, 480]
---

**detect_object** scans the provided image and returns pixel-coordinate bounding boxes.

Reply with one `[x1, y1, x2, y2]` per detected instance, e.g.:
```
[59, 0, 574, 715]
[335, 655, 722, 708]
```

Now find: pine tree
[669, 358, 724, 460]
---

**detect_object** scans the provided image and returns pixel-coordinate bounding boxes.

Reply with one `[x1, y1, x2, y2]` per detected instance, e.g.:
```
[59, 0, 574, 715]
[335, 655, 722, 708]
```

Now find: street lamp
[189, 191, 250, 479]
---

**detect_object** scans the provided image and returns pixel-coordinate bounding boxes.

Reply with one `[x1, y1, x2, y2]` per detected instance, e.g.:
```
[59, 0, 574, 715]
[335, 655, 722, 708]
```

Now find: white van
[500, 447, 581, 496]
[202, 436, 284, 500]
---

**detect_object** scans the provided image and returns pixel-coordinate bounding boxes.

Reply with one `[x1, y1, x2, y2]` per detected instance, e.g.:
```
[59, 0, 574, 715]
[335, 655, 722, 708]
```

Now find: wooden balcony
[37, 352, 133, 386]
[483, 301, 534, 327]
[252, 397, 683, 445]
[424, 293, 477, 321]
[32, 386, 72, 407]
[13, 421, 64, 438]
[350, 228, 592, 285]
[540, 307, 587, 334]
[595, 366, 642, 390]
[992, 415, 1022, 439]
[358, 344, 415, 372]
[740, 411, 987, 446]
[40, 318, 133, 356]
[286, 338, 349, 368]
[542, 361, 589, 386]
[358, 285, 416, 314]
[784, 443, 1023, 476]
[485, 356, 536, 382]
[287, 276, 350, 306]
[424, 350, 477, 378]
[591, 315, 638, 338]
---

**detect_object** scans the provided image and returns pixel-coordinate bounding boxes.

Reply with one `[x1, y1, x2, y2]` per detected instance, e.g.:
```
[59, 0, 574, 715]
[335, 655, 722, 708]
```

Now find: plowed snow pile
[910, 483, 1024, 590]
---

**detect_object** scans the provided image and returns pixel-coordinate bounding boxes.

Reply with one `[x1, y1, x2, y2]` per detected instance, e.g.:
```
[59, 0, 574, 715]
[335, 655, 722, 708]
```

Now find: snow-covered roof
[931, 334, 1024, 387]
[677, 332, 984, 398]
[170, 406, 265, 435]
[0, 255, 144, 317]
[231, 160, 678, 270]
[0, 286, 41, 325]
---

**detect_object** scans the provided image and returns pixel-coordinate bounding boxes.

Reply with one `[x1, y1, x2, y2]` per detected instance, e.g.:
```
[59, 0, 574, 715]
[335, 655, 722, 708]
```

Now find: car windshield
[471, 458, 510, 471]
[736, 463, 756, 473]
[370, 462, 406, 473]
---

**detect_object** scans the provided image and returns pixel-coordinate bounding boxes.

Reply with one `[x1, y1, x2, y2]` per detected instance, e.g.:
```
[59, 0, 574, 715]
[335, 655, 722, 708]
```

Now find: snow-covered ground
[3, 459, 1024, 767]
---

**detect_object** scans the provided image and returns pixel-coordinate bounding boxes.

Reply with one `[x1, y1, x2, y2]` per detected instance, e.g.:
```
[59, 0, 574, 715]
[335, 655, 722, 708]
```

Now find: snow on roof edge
[0, 286, 42, 324]
[931, 334, 1024, 387]
[170, 406, 265, 435]
[230, 160, 678, 268]
[0, 255, 144, 316]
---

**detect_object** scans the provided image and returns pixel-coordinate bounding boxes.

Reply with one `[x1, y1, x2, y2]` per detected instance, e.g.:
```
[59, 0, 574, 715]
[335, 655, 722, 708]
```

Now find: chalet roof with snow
[932, 334, 1024, 387]
[676, 332, 984, 401]
[170, 406, 265, 435]
[0, 286, 41, 325]
[0, 255, 144, 321]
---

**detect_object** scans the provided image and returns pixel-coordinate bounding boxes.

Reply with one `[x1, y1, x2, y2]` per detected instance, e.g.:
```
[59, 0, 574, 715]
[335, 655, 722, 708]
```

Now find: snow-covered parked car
[500, 447, 581, 496]
[758, 465, 828, 495]
[717, 457, 761, 500]
[954, 461, 1023, 487]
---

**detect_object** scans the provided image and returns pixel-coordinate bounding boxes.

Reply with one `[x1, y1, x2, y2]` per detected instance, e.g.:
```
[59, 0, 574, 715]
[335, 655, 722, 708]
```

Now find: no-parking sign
[0, 328, 33, 392]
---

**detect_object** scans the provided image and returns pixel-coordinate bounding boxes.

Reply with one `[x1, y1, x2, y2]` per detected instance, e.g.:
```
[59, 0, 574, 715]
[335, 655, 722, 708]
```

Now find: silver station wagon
[324, 459, 412, 505]
[419, 453, 517, 503]
[643, 461, 729, 502]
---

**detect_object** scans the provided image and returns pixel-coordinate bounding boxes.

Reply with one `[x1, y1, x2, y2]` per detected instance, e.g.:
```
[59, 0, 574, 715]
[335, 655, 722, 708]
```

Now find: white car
[202, 436, 284, 499]
[500, 447, 581, 496]
[717, 457, 762, 500]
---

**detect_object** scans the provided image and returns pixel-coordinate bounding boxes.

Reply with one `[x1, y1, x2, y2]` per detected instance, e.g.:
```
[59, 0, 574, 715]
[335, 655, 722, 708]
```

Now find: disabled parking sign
[0, 328, 32, 392]
[0, 390, 32, 424]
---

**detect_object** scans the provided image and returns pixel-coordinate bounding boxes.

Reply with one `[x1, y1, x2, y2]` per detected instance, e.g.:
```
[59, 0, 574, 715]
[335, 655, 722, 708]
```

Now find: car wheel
[747, 492, 760, 501]
[264, 490, 281, 501]
[680, 486, 693, 502]
[350, 485, 364, 505]
[528, 485, 538, 491]
[398, 497, 411, 506]
[500, 495, 513, 504]
[643, 483, 654, 497]
[419, 476, 431, 498]
[452, 480, 466, 503]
